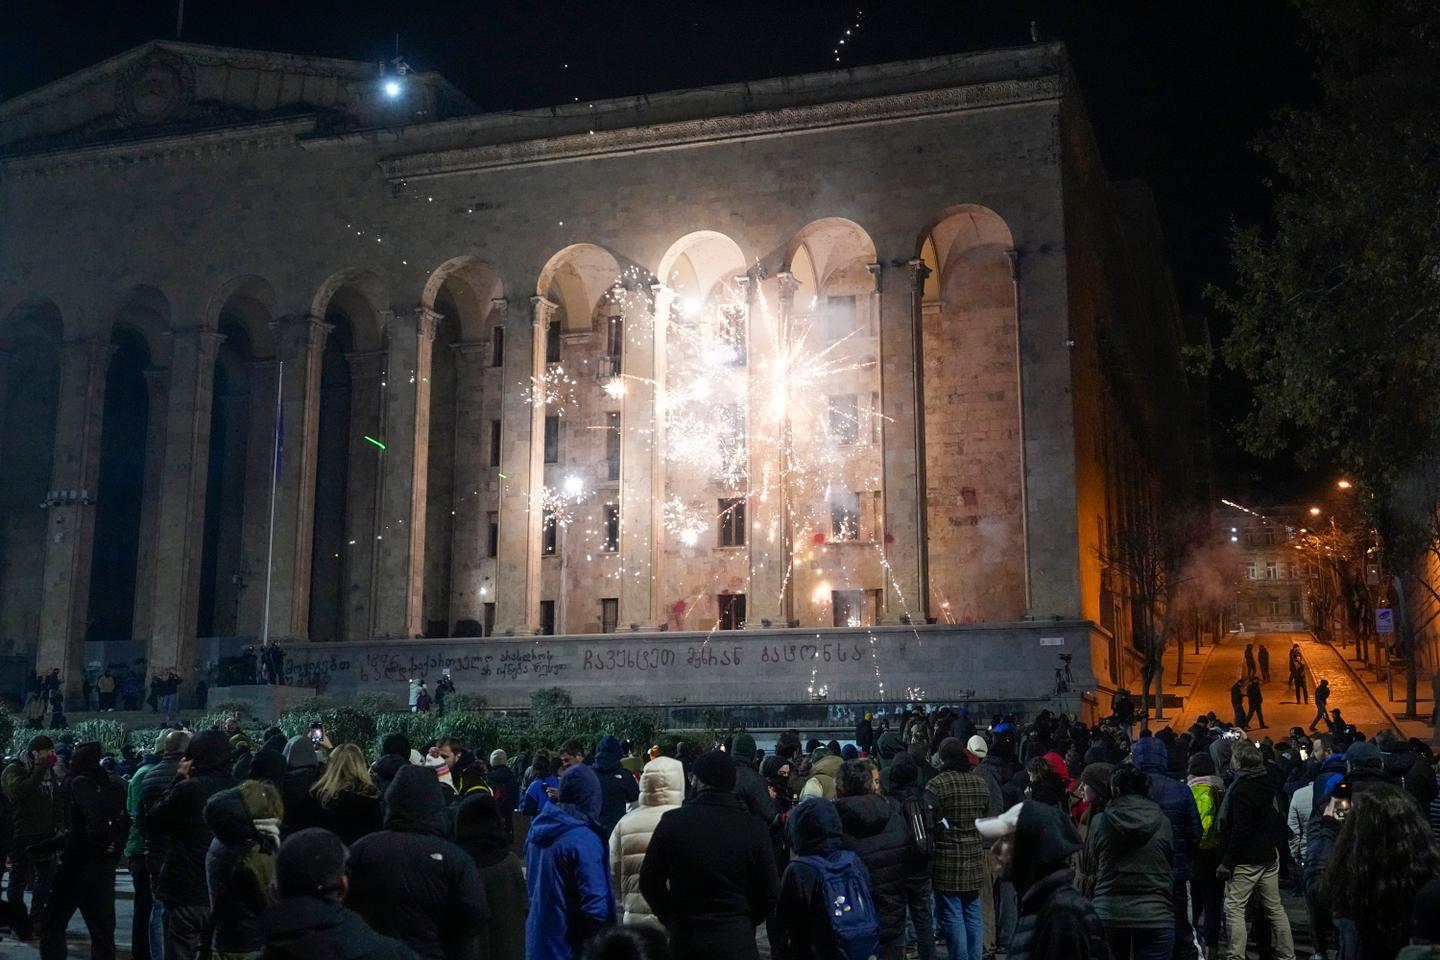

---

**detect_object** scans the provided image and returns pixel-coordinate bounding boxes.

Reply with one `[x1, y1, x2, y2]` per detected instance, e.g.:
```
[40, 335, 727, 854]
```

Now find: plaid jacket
[929, 769, 992, 893]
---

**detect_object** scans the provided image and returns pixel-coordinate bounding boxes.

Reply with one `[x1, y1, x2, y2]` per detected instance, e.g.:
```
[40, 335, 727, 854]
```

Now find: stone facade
[0, 40, 1196, 707]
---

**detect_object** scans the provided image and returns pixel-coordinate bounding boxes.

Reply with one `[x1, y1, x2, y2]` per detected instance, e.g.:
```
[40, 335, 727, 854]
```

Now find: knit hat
[274, 828, 347, 899]
[381, 733, 411, 758]
[27, 734, 54, 752]
[1345, 740, 1382, 768]
[967, 734, 989, 759]
[693, 750, 737, 792]
[248, 748, 288, 785]
[936, 737, 969, 771]
[489, 749, 508, 767]
[1079, 762, 1115, 800]
[841, 744, 859, 761]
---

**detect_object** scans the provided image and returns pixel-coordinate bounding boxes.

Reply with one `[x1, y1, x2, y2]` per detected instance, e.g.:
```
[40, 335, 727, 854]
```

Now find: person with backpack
[1186, 752, 1226, 960]
[39, 741, 127, 960]
[1130, 733, 1203, 960]
[202, 781, 283, 960]
[775, 797, 881, 960]
[978, 800, 1108, 960]
[886, 751, 942, 960]
[929, 737, 993, 960]
[835, 759, 908, 958]
[639, 750, 777, 960]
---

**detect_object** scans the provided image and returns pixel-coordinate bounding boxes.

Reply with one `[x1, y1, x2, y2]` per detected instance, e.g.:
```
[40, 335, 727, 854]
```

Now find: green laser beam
[363, 435, 386, 450]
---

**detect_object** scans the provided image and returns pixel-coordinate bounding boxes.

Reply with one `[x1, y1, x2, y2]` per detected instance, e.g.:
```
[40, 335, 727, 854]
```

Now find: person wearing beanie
[452, 794, 526, 960]
[609, 756, 685, 926]
[857, 711, 876, 755]
[639, 750, 778, 960]
[148, 728, 239, 959]
[1186, 752, 1226, 959]
[346, 765, 488, 960]
[592, 736, 640, 839]
[247, 748, 289, 788]
[929, 737, 993, 960]
[525, 763, 615, 960]
[371, 734, 413, 798]
[1128, 732, 1203, 960]
[729, 732, 775, 824]
[200, 780, 284, 959]
[280, 734, 325, 838]
[834, 758, 909, 956]
[38, 740, 126, 960]
[884, 752, 942, 960]
[484, 748, 519, 842]
[262, 828, 416, 960]
[981, 801, 1107, 960]
[2, 732, 62, 939]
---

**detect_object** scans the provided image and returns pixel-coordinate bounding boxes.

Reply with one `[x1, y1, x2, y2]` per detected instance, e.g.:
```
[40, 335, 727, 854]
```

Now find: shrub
[127, 727, 172, 753]
[444, 693, 488, 713]
[0, 705, 15, 758]
[205, 700, 258, 721]
[67, 718, 128, 754]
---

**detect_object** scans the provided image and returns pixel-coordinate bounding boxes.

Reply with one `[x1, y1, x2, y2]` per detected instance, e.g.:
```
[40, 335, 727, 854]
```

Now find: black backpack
[900, 788, 944, 860]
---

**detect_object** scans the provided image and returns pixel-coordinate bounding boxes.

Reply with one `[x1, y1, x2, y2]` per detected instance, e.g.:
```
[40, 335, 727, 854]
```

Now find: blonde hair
[311, 743, 379, 806]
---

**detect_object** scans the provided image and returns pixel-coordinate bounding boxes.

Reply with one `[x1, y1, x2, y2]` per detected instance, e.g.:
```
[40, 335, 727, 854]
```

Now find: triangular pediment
[0, 40, 470, 157]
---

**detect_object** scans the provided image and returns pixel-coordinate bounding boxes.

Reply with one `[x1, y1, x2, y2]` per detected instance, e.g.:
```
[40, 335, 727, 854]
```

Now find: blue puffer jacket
[524, 764, 616, 960]
[1130, 737, 1202, 880]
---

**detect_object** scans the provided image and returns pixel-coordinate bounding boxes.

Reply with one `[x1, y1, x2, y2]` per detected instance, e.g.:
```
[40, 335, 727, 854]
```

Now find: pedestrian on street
[1084, 764, 1175, 960]
[525, 763, 615, 959]
[835, 759, 909, 957]
[1246, 677, 1266, 729]
[201, 781, 284, 960]
[928, 737, 993, 960]
[639, 750, 778, 960]
[979, 800, 1108, 960]
[1217, 740, 1295, 960]
[453, 794, 527, 960]
[1258, 645, 1270, 683]
[886, 752, 940, 960]
[1230, 679, 1248, 730]
[39, 741, 126, 960]
[1244, 643, 1257, 680]
[1310, 679, 1331, 731]
[1130, 734, 1203, 960]
[609, 756, 684, 927]
[593, 736, 641, 839]
[2, 733, 62, 940]
[1292, 659, 1309, 704]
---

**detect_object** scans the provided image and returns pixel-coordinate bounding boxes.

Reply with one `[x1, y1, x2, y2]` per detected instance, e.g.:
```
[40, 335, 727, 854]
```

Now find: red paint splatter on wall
[813, 531, 827, 545]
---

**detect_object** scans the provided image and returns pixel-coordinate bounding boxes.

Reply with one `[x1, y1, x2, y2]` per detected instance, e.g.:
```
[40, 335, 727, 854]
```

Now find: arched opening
[918, 205, 1025, 623]
[309, 309, 357, 642]
[0, 299, 62, 653]
[88, 323, 154, 643]
[420, 258, 503, 637]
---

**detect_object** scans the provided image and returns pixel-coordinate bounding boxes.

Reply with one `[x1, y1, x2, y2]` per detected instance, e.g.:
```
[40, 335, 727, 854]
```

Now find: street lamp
[1309, 506, 1322, 516]
[1337, 480, 1352, 490]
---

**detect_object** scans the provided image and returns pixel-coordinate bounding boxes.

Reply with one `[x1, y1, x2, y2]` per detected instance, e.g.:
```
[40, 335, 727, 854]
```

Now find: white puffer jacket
[608, 756, 685, 926]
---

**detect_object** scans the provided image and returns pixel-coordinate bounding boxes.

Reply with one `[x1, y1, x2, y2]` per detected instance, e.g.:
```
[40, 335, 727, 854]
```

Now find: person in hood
[929, 737, 993, 960]
[262, 828, 416, 960]
[279, 736, 324, 838]
[608, 756, 685, 927]
[1129, 732, 1203, 960]
[310, 744, 383, 845]
[639, 750, 777, 960]
[453, 794, 526, 960]
[39, 740, 126, 960]
[347, 765, 488, 960]
[1218, 739, 1294, 960]
[728, 732, 775, 824]
[526, 763, 616, 959]
[835, 758, 908, 957]
[1376, 729, 1437, 810]
[3, 733, 62, 940]
[149, 729, 240, 960]
[202, 780, 283, 959]
[857, 711, 876, 754]
[1083, 763, 1174, 958]
[1185, 752, 1226, 959]
[370, 734, 413, 798]
[520, 754, 562, 817]
[1310, 679, 1331, 731]
[979, 801, 1106, 960]
[126, 730, 174, 960]
[886, 752, 939, 960]
[774, 797, 873, 960]
[1229, 679, 1248, 730]
[484, 750, 518, 841]
[592, 736, 640, 838]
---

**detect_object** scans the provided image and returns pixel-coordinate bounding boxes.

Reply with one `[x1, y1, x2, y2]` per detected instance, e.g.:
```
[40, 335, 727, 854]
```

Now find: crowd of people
[3, 699, 1440, 960]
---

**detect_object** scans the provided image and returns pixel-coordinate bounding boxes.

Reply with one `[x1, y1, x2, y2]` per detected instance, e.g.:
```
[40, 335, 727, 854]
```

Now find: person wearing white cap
[975, 800, 1107, 960]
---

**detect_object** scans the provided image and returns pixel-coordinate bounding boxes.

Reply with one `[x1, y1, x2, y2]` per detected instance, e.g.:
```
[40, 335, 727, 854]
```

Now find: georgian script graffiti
[581, 645, 744, 672]
[758, 642, 866, 664]
[359, 649, 567, 683]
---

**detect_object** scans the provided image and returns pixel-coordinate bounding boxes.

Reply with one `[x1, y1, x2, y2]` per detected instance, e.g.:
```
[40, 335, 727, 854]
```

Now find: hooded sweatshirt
[1131, 737, 1203, 880]
[454, 795, 527, 960]
[593, 735, 639, 838]
[1005, 801, 1107, 960]
[281, 735, 324, 837]
[60, 741, 126, 860]
[205, 781, 283, 953]
[609, 757, 684, 926]
[1084, 792, 1174, 929]
[346, 766, 489, 960]
[776, 798, 873, 960]
[835, 790, 908, 947]
[262, 895, 417, 960]
[525, 764, 615, 960]
[150, 729, 240, 906]
[730, 732, 776, 823]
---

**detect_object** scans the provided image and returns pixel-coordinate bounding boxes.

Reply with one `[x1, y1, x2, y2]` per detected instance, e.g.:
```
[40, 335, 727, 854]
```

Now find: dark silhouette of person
[1257, 645, 1270, 682]
[1310, 679, 1331, 730]
[1245, 677, 1265, 728]
[1243, 643, 1257, 679]
[1230, 679, 1248, 729]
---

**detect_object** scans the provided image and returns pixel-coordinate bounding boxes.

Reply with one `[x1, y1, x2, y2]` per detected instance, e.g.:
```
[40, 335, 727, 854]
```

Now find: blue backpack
[798, 851, 880, 960]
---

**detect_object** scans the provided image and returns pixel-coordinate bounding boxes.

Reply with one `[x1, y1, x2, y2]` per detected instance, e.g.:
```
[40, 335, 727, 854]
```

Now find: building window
[491, 326, 505, 367]
[822, 295, 857, 340]
[603, 503, 620, 552]
[1245, 561, 1258, 580]
[544, 415, 559, 464]
[717, 402, 746, 481]
[1263, 526, 1276, 545]
[1269, 598, 1282, 617]
[601, 598, 619, 634]
[1265, 561, 1277, 580]
[717, 592, 746, 630]
[482, 602, 495, 637]
[1290, 598, 1302, 619]
[605, 316, 624, 374]
[867, 588, 883, 624]
[832, 589, 864, 627]
[830, 490, 860, 541]
[542, 508, 557, 556]
[539, 600, 555, 636]
[719, 306, 746, 366]
[830, 394, 859, 445]
[487, 512, 499, 558]
[546, 319, 561, 364]
[606, 412, 621, 481]
[489, 419, 502, 468]
[719, 497, 746, 546]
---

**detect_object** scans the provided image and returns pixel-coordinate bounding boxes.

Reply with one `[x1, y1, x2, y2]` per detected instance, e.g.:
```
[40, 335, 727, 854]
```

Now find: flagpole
[259, 359, 283, 666]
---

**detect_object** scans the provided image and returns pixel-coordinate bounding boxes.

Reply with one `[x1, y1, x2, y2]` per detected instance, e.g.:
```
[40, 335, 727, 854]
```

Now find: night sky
[1, 0, 1316, 497]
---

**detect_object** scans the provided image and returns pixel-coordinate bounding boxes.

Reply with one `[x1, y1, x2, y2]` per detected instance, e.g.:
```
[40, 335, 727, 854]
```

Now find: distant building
[1216, 503, 1308, 633]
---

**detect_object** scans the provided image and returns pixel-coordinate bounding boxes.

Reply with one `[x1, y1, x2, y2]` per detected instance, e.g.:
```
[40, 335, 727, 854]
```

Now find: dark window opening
[482, 603, 495, 637]
[487, 512, 499, 558]
[539, 600, 556, 636]
[606, 411, 621, 481]
[830, 394, 859, 445]
[544, 415, 559, 464]
[491, 326, 504, 367]
[603, 503, 620, 552]
[489, 419, 502, 467]
[717, 592, 746, 630]
[542, 508, 557, 555]
[719, 497, 746, 546]
[546, 320, 561, 364]
[601, 598, 619, 634]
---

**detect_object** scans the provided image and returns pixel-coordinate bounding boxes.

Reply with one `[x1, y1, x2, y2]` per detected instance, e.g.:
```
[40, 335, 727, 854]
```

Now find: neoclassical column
[371, 307, 438, 638]
[342, 349, 386, 639]
[235, 359, 278, 635]
[145, 326, 225, 678]
[494, 297, 547, 635]
[448, 336, 493, 630]
[877, 259, 931, 623]
[745, 273, 795, 628]
[619, 284, 664, 628]
[130, 366, 170, 643]
[265, 315, 330, 641]
[37, 337, 109, 699]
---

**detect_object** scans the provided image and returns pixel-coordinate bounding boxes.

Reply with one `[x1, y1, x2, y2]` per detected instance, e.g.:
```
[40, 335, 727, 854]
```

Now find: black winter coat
[262, 896, 417, 960]
[205, 787, 277, 953]
[138, 750, 184, 868]
[150, 765, 239, 905]
[638, 790, 779, 960]
[1218, 769, 1283, 868]
[281, 766, 324, 838]
[1007, 868, 1109, 960]
[314, 789, 383, 846]
[61, 768, 126, 861]
[346, 767, 489, 960]
[835, 793, 909, 946]
[592, 742, 639, 839]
